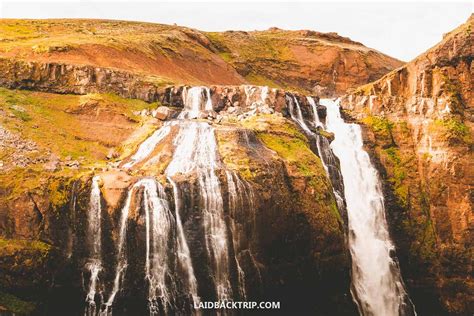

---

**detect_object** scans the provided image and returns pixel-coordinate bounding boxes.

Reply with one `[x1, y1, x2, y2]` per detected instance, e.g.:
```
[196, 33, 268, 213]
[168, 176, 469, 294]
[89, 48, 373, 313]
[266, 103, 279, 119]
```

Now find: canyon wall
[340, 15, 473, 315]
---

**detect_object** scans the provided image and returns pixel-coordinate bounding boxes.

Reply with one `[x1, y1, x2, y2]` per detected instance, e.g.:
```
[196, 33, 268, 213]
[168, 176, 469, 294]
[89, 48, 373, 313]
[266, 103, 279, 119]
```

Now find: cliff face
[0, 19, 402, 96]
[0, 85, 356, 315]
[340, 15, 473, 315]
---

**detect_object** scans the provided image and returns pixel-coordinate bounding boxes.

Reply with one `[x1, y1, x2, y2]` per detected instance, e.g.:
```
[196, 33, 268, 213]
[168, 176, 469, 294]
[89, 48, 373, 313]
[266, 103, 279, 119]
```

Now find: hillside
[0, 19, 402, 95]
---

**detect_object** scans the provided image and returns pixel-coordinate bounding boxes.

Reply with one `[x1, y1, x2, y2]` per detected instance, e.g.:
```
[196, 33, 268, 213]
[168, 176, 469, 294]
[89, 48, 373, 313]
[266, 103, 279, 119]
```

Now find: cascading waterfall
[168, 180, 200, 306]
[324, 99, 416, 316]
[122, 122, 175, 169]
[102, 178, 197, 316]
[179, 86, 213, 119]
[102, 183, 134, 316]
[306, 96, 323, 128]
[93, 86, 255, 315]
[85, 176, 103, 316]
[287, 95, 345, 209]
[165, 121, 233, 301]
[225, 170, 256, 300]
[141, 179, 175, 315]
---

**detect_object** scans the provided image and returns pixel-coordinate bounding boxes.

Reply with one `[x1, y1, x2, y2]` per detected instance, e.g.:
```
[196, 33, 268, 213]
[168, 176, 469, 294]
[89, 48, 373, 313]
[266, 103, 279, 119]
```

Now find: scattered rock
[106, 148, 120, 160]
[43, 154, 60, 171]
[153, 106, 176, 120]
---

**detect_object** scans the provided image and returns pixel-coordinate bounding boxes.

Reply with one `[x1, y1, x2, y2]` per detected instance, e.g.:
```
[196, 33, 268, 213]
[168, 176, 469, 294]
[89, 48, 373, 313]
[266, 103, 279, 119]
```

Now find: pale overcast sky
[0, 1, 472, 61]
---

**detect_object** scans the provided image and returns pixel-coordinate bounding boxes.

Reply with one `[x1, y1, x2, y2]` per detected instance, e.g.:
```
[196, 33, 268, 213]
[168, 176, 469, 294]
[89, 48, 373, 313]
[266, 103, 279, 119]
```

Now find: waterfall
[168, 180, 200, 307]
[179, 86, 213, 119]
[324, 99, 416, 316]
[225, 170, 256, 300]
[141, 179, 175, 315]
[85, 176, 103, 316]
[122, 122, 175, 169]
[102, 184, 134, 316]
[165, 121, 233, 301]
[306, 96, 323, 128]
[287, 95, 345, 210]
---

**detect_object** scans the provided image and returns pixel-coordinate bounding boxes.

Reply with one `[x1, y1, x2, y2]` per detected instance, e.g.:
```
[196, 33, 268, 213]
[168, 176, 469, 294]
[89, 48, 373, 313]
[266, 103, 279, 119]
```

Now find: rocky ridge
[0, 19, 403, 96]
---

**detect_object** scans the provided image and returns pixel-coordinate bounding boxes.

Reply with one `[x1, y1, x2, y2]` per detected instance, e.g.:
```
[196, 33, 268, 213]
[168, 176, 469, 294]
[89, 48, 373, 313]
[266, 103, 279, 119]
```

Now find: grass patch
[0, 88, 151, 163]
[241, 115, 332, 195]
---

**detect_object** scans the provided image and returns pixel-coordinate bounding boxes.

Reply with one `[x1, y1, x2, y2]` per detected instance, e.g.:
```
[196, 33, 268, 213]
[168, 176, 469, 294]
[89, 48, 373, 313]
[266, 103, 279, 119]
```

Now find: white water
[85, 176, 103, 316]
[287, 95, 345, 209]
[306, 96, 323, 128]
[324, 99, 416, 316]
[287, 95, 311, 134]
[166, 121, 233, 301]
[122, 122, 174, 169]
[141, 179, 175, 315]
[168, 179, 200, 307]
[225, 170, 256, 300]
[102, 178, 191, 315]
[102, 184, 135, 316]
[179, 87, 213, 119]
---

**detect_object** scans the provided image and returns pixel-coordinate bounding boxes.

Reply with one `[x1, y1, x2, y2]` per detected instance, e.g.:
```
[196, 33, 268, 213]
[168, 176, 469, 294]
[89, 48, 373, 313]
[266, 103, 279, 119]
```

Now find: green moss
[362, 115, 394, 139]
[0, 238, 51, 254]
[0, 291, 36, 315]
[244, 73, 281, 89]
[242, 115, 338, 206]
[383, 146, 410, 207]
[8, 106, 32, 122]
[432, 118, 472, 145]
[48, 178, 72, 208]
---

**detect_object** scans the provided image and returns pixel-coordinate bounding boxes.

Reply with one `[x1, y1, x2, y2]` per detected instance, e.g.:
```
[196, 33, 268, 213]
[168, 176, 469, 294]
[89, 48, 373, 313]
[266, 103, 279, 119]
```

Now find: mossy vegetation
[431, 118, 472, 145]
[441, 75, 464, 115]
[362, 117, 414, 208]
[362, 115, 394, 140]
[0, 291, 36, 315]
[0, 238, 52, 314]
[242, 114, 331, 200]
[383, 147, 409, 207]
[0, 238, 51, 254]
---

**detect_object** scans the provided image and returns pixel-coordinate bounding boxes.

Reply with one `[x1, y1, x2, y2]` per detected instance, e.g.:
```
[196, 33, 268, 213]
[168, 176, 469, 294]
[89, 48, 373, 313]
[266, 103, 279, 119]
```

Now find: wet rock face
[340, 15, 473, 315]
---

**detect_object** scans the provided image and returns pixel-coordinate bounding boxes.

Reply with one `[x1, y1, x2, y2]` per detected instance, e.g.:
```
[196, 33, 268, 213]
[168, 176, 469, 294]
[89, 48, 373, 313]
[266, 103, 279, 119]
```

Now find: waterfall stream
[324, 99, 416, 316]
[165, 121, 233, 301]
[82, 87, 416, 316]
[85, 176, 103, 316]
[88, 87, 255, 315]
[287, 95, 345, 210]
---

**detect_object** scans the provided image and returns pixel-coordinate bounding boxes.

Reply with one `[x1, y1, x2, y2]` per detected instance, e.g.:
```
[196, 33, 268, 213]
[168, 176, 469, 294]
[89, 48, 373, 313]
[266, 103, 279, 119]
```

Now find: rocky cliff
[340, 14, 473, 315]
[0, 85, 356, 315]
[0, 19, 402, 96]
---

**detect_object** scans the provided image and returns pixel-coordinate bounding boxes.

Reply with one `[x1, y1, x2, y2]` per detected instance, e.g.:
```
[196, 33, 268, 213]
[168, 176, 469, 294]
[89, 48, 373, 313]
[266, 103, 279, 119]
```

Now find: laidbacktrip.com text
[194, 301, 281, 310]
